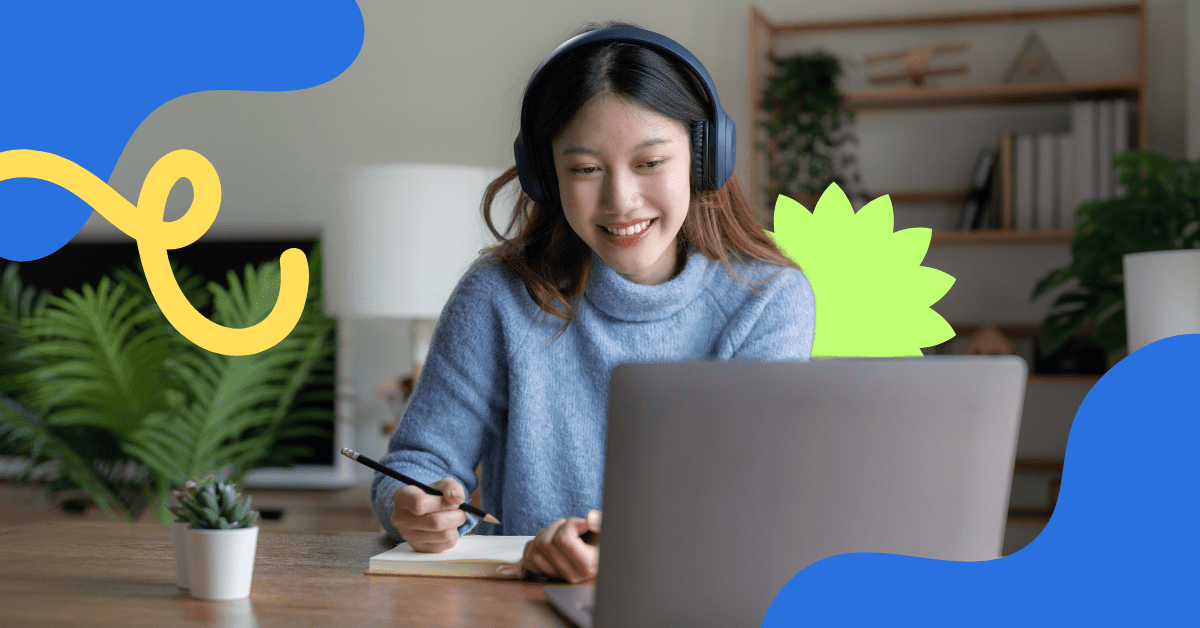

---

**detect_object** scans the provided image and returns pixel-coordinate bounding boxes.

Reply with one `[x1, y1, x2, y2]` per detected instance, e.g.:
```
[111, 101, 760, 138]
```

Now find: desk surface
[0, 521, 571, 628]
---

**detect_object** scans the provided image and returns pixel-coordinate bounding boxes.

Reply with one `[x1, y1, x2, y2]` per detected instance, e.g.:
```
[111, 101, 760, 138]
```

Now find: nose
[601, 165, 641, 212]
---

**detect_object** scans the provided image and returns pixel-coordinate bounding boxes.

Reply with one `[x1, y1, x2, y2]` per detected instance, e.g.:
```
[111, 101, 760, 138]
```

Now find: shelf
[1028, 373, 1102, 384]
[887, 190, 968, 205]
[1007, 509, 1053, 526]
[950, 322, 1042, 338]
[761, 3, 1141, 33]
[930, 229, 1074, 244]
[843, 79, 1141, 111]
[1013, 458, 1064, 474]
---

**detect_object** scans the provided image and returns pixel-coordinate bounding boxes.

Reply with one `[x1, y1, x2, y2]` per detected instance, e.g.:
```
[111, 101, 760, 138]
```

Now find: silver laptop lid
[593, 356, 1026, 628]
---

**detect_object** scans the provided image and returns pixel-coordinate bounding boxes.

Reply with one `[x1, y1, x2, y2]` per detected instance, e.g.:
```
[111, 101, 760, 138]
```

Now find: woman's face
[551, 95, 692, 285]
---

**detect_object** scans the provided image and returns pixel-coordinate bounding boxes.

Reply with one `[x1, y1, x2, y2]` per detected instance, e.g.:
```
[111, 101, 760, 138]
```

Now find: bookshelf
[748, 1, 1149, 238]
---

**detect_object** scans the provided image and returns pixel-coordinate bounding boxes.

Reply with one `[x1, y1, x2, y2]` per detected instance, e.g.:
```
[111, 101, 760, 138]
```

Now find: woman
[371, 21, 815, 584]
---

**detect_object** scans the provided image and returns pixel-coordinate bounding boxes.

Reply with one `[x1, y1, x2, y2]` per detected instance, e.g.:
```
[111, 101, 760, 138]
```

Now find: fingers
[521, 517, 599, 584]
[403, 528, 460, 553]
[394, 478, 465, 517]
[390, 477, 468, 553]
[430, 477, 466, 508]
[407, 508, 467, 532]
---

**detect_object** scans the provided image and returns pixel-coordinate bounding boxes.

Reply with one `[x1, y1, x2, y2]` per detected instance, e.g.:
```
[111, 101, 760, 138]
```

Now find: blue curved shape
[0, 1, 364, 261]
[762, 334, 1200, 626]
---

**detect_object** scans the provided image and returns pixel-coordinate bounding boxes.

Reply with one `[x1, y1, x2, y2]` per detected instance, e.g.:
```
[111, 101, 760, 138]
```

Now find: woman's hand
[390, 477, 467, 553]
[495, 510, 601, 583]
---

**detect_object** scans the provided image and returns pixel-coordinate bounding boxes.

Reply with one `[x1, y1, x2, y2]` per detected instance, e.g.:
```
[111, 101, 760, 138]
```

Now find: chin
[598, 242, 671, 277]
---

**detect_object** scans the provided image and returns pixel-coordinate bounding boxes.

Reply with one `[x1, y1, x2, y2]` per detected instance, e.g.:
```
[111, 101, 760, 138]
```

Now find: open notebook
[365, 535, 534, 578]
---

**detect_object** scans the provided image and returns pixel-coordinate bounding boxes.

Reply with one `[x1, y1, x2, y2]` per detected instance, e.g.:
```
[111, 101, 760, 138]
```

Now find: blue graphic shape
[0, 1, 364, 261]
[761, 334, 1199, 626]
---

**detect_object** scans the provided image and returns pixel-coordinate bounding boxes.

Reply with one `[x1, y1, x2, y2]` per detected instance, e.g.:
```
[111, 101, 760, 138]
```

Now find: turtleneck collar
[583, 245, 714, 322]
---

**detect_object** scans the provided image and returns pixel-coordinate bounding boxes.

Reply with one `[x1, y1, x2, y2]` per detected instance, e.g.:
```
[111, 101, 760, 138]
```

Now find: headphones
[513, 26, 736, 207]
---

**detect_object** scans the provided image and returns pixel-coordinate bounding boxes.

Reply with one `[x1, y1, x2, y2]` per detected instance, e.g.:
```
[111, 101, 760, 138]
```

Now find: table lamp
[325, 163, 505, 430]
[1123, 249, 1200, 353]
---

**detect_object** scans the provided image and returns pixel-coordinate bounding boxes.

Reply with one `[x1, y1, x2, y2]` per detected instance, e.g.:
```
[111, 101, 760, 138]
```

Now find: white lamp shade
[1123, 249, 1200, 353]
[326, 163, 505, 318]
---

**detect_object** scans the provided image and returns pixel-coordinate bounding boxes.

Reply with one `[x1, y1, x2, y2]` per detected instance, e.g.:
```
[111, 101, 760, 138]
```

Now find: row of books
[957, 98, 1133, 231]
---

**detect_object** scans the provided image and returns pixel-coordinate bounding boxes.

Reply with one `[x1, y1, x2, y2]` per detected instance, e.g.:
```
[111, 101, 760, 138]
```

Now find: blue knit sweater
[371, 246, 816, 542]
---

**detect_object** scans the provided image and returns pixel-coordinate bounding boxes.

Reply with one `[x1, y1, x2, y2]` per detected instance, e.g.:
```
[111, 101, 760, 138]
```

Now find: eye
[642, 160, 665, 169]
[571, 166, 599, 175]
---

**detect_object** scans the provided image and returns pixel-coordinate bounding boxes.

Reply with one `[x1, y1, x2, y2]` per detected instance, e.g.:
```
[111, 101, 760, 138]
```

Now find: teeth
[604, 219, 652, 236]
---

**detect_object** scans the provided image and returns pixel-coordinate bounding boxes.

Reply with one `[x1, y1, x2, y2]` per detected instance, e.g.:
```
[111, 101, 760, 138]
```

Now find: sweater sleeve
[370, 259, 509, 542]
[728, 266, 816, 362]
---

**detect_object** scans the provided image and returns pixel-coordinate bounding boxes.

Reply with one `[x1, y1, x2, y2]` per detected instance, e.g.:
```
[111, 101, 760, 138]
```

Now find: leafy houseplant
[169, 475, 259, 600]
[758, 51, 862, 221]
[1033, 150, 1200, 357]
[0, 242, 335, 524]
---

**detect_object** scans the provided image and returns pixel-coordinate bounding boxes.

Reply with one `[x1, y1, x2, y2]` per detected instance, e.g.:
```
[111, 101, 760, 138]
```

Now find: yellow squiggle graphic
[0, 149, 307, 356]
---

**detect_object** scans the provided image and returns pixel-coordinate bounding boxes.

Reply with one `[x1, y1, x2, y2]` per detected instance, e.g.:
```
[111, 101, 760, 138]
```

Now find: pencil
[341, 448, 501, 525]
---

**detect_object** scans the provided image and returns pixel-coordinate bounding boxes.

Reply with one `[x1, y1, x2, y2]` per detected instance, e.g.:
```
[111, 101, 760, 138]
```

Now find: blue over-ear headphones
[513, 26, 737, 207]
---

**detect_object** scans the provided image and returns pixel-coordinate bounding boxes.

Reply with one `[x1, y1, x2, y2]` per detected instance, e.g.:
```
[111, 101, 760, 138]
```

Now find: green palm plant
[124, 258, 335, 513]
[0, 263, 49, 401]
[0, 243, 336, 523]
[0, 272, 169, 519]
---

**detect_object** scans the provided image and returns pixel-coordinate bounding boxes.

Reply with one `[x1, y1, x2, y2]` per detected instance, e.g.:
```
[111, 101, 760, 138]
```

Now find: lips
[600, 218, 654, 236]
[599, 218, 655, 247]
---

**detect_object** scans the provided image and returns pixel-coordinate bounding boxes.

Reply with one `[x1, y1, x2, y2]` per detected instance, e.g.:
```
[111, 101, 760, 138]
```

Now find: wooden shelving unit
[844, 79, 1141, 111]
[1027, 373, 1101, 384]
[930, 228, 1075, 245]
[748, 1, 1149, 226]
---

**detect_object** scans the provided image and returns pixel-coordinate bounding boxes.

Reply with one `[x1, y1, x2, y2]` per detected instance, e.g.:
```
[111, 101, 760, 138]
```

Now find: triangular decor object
[1003, 31, 1066, 84]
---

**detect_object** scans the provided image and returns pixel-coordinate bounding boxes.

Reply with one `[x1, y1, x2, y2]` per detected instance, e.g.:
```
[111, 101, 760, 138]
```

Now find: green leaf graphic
[766, 183, 956, 357]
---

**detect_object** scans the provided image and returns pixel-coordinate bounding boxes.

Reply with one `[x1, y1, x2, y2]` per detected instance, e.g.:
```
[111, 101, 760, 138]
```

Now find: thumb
[586, 509, 601, 533]
[432, 477, 465, 506]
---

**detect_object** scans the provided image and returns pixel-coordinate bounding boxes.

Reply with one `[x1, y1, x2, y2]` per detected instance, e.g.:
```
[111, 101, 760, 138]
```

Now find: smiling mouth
[600, 218, 655, 236]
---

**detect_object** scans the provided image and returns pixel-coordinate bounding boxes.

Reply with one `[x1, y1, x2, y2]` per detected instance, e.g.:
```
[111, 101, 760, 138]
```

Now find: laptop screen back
[593, 356, 1026, 627]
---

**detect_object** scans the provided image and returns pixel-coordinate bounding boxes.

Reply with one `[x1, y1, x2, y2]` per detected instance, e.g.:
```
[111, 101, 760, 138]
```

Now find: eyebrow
[561, 137, 672, 156]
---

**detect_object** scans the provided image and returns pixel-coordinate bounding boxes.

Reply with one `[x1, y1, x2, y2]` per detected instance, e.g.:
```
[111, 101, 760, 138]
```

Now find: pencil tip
[483, 514, 501, 525]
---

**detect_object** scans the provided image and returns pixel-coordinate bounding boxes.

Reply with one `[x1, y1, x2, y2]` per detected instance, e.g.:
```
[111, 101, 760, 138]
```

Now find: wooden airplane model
[865, 41, 969, 87]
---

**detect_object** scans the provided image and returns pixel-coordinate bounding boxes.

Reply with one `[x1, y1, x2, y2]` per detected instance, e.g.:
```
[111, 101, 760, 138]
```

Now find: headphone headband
[513, 26, 736, 206]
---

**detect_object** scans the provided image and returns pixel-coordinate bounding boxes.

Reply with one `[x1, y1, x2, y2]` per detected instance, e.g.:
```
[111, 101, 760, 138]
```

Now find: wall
[79, 0, 1189, 461]
[1189, 0, 1200, 159]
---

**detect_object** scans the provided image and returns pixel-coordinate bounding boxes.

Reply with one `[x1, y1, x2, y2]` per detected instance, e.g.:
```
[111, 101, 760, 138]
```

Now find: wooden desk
[0, 521, 570, 628]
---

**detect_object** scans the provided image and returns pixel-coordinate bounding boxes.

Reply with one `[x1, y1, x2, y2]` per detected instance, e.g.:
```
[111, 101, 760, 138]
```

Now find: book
[1014, 133, 1036, 229]
[957, 147, 997, 230]
[1036, 133, 1057, 229]
[976, 167, 1001, 229]
[1113, 99, 1130, 196]
[1070, 100, 1097, 206]
[364, 535, 534, 578]
[1097, 99, 1114, 199]
[998, 132, 1015, 229]
[1057, 131, 1077, 230]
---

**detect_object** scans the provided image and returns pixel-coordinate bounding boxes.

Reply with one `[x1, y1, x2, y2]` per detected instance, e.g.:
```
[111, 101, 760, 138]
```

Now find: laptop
[545, 356, 1027, 628]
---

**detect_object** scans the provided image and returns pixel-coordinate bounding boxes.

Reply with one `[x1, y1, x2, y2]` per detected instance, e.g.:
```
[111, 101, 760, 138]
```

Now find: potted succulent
[169, 475, 259, 600]
[168, 480, 200, 589]
[1033, 150, 1200, 359]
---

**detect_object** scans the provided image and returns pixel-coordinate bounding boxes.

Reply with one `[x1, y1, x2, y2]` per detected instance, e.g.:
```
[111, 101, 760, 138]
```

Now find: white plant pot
[1123, 250, 1200, 353]
[186, 526, 259, 600]
[170, 519, 191, 589]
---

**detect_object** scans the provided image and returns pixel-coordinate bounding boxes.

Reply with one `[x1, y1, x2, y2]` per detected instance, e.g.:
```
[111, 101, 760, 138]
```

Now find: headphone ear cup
[713, 112, 736, 190]
[690, 121, 708, 190]
[514, 134, 546, 206]
[540, 148, 559, 206]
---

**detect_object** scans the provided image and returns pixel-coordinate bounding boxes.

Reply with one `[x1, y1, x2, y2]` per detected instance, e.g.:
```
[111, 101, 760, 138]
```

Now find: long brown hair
[481, 21, 800, 333]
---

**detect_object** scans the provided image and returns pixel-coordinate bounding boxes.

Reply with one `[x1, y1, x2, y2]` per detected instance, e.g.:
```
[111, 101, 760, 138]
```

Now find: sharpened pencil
[341, 448, 501, 525]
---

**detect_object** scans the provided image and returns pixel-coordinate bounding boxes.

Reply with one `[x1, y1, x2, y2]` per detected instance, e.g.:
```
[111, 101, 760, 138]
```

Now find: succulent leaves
[171, 475, 258, 530]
